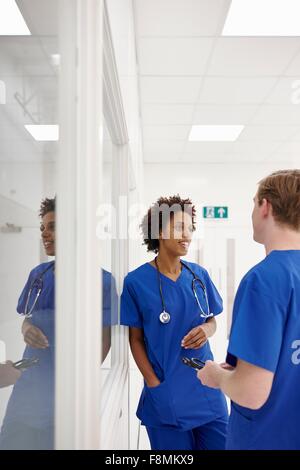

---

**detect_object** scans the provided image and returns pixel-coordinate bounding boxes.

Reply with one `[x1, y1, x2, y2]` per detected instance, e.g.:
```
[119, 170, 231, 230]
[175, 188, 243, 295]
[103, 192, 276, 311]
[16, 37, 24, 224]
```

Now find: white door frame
[100, 0, 131, 449]
[55, 0, 103, 450]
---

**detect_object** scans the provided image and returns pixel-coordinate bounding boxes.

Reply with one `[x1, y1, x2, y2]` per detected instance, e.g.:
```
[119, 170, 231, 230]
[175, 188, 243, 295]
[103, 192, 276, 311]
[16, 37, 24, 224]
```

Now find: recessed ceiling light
[0, 0, 31, 35]
[188, 125, 244, 142]
[25, 125, 59, 141]
[222, 0, 300, 36]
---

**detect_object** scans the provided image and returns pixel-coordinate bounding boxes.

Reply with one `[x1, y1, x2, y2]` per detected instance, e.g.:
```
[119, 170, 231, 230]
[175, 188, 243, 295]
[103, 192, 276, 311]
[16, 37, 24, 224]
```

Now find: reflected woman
[0, 198, 56, 450]
[121, 195, 228, 450]
[0, 197, 115, 450]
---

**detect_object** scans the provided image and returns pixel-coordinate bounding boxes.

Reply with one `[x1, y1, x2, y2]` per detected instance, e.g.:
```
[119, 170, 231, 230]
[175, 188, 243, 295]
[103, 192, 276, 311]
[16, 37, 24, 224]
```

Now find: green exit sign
[203, 206, 228, 219]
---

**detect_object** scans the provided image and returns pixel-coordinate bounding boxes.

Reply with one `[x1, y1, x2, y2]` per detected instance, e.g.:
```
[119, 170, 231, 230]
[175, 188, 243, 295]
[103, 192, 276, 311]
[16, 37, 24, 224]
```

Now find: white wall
[143, 161, 299, 227]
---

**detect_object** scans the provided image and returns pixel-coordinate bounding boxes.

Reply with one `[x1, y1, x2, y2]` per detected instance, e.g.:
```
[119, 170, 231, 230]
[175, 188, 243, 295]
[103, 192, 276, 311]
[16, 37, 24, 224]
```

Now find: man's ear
[261, 198, 272, 218]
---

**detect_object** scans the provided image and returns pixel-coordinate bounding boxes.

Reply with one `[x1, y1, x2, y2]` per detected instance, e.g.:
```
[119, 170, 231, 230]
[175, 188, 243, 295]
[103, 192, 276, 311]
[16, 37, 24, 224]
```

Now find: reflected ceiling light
[25, 125, 59, 141]
[188, 125, 244, 142]
[50, 54, 61, 67]
[0, 0, 31, 35]
[222, 0, 300, 36]
[0, 80, 6, 104]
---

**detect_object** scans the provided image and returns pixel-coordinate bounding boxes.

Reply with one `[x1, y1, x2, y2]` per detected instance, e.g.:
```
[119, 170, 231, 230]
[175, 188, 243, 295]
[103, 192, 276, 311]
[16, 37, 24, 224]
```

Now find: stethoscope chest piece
[159, 310, 171, 324]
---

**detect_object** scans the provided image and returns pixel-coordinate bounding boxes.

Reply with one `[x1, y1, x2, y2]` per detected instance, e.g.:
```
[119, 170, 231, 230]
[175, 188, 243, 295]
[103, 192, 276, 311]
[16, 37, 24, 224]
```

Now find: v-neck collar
[146, 261, 185, 285]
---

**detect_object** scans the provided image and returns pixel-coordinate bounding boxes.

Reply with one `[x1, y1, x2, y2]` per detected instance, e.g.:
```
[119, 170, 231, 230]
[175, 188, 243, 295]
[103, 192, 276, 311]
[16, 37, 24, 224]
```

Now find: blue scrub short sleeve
[16, 269, 35, 314]
[227, 282, 286, 373]
[102, 270, 118, 326]
[120, 277, 143, 328]
[202, 269, 223, 316]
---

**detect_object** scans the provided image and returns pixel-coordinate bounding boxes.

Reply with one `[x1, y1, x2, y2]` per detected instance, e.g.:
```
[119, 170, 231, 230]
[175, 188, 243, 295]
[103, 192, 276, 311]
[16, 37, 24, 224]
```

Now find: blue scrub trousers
[0, 421, 54, 450]
[146, 415, 228, 450]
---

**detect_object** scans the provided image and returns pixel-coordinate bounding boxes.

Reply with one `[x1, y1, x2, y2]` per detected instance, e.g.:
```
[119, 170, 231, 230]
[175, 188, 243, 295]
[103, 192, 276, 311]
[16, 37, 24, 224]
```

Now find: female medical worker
[0, 198, 56, 450]
[0, 198, 116, 450]
[121, 195, 228, 450]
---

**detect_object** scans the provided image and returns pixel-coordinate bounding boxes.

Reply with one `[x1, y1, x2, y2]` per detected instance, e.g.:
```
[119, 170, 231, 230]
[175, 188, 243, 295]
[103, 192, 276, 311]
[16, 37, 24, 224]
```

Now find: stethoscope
[155, 257, 213, 324]
[22, 262, 55, 318]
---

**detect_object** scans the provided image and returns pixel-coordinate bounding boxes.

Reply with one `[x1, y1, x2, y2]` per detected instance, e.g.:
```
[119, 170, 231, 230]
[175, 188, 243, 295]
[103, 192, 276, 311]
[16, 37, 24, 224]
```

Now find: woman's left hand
[181, 325, 208, 349]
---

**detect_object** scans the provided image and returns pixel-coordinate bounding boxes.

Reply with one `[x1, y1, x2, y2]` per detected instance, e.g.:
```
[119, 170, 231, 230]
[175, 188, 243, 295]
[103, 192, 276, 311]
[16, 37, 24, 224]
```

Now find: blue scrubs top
[1, 263, 117, 432]
[226, 250, 300, 450]
[121, 261, 228, 430]
[2, 262, 55, 430]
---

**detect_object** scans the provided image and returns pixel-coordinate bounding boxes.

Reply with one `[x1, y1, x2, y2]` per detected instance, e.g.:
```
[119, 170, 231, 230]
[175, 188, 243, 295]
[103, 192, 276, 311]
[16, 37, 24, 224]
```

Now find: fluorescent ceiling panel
[188, 125, 244, 142]
[0, 0, 31, 35]
[223, 0, 300, 36]
[25, 125, 59, 141]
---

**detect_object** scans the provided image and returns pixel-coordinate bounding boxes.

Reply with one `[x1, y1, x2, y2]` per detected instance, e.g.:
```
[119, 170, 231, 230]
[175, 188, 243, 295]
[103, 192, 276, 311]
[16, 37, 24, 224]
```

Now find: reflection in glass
[100, 120, 119, 373]
[0, 1, 59, 450]
[102, 268, 118, 363]
[0, 199, 55, 450]
[0, 198, 117, 449]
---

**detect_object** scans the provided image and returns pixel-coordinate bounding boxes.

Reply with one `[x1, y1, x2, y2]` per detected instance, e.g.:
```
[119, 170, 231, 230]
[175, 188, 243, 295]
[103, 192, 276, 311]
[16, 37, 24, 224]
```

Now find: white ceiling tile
[144, 141, 186, 154]
[183, 142, 277, 162]
[143, 125, 190, 141]
[138, 38, 214, 76]
[266, 77, 300, 105]
[230, 141, 280, 158]
[198, 77, 277, 104]
[135, 0, 230, 37]
[230, 154, 273, 163]
[267, 153, 300, 164]
[144, 152, 182, 163]
[207, 38, 300, 76]
[181, 153, 269, 163]
[185, 142, 234, 154]
[290, 129, 300, 141]
[251, 105, 300, 125]
[193, 105, 257, 124]
[285, 51, 300, 75]
[181, 153, 233, 163]
[142, 104, 194, 125]
[140, 77, 202, 103]
[274, 141, 300, 155]
[239, 125, 299, 142]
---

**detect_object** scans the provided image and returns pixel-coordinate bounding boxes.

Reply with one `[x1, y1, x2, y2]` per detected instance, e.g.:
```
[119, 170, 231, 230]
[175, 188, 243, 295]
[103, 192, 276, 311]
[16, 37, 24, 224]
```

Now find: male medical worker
[197, 169, 300, 450]
[0, 362, 21, 388]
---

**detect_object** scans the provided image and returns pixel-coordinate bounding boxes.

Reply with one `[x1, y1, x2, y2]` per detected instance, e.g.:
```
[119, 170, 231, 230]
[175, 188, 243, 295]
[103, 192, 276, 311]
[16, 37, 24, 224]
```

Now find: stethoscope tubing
[23, 261, 55, 318]
[155, 257, 212, 323]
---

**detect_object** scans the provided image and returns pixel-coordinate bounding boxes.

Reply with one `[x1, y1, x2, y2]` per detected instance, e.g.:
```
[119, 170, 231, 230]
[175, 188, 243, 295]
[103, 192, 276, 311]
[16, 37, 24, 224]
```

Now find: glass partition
[0, 0, 59, 450]
[100, 119, 118, 373]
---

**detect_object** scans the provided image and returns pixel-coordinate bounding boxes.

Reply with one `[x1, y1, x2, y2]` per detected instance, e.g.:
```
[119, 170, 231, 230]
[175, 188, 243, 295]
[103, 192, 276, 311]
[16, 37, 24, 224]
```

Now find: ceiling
[134, 0, 300, 163]
[0, 1, 58, 163]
